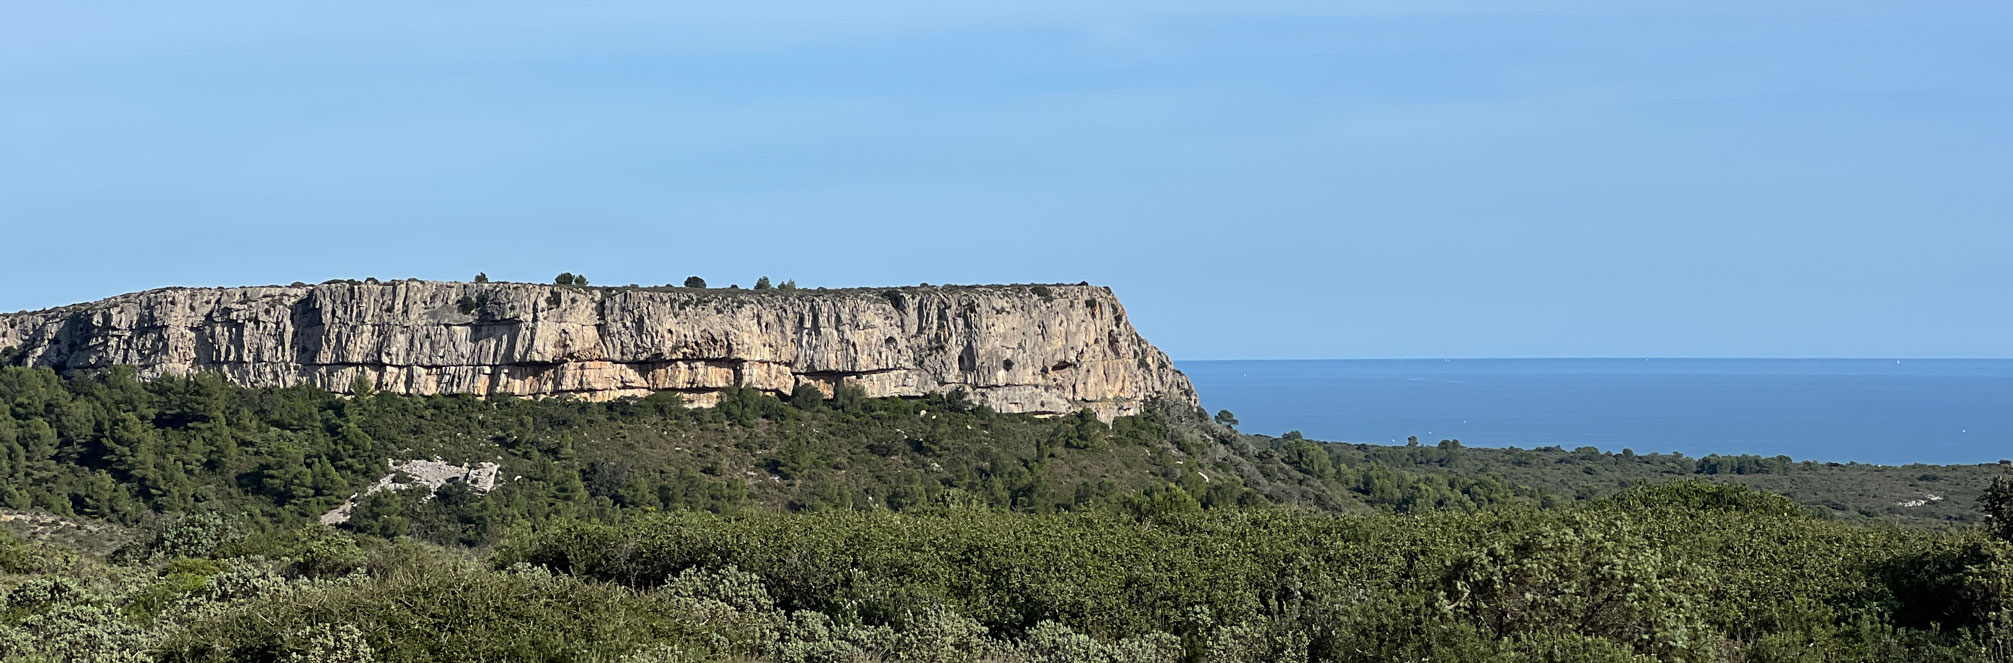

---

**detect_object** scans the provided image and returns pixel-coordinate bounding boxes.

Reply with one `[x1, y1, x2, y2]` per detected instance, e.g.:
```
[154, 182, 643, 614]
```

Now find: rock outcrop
[0, 281, 1195, 418]
[321, 458, 505, 525]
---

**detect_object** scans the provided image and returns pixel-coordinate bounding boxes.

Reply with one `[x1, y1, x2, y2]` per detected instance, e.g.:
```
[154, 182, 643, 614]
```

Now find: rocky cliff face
[0, 281, 1196, 418]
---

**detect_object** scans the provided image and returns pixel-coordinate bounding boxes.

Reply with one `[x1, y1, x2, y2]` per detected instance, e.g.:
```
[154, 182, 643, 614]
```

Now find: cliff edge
[0, 281, 1196, 418]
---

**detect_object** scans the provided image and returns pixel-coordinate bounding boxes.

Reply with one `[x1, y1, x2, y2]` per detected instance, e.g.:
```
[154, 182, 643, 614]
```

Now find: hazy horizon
[1181, 357, 2013, 464]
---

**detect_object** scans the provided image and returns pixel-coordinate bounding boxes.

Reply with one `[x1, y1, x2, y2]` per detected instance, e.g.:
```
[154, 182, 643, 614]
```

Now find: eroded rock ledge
[0, 281, 1196, 418]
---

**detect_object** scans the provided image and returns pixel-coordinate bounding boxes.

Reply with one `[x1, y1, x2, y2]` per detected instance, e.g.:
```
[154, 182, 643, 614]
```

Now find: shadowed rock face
[0, 281, 1196, 418]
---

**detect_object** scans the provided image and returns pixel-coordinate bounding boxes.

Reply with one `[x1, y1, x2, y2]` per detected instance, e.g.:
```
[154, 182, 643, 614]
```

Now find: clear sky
[3, 3, 2009, 359]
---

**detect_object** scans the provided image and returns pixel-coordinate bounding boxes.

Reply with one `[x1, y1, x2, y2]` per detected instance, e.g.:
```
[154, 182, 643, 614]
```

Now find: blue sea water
[1175, 359, 2013, 465]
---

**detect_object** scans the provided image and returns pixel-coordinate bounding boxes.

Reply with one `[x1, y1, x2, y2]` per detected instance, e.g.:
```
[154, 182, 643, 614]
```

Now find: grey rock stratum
[0, 281, 1196, 419]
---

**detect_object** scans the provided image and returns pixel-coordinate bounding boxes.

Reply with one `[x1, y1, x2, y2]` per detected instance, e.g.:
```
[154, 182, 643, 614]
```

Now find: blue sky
[2, 2, 2009, 359]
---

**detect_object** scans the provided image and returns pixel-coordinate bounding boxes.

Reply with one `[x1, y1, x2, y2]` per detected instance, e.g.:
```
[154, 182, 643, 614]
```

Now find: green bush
[790, 383, 825, 411]
[157, 562, 694, 662]
[1595, 480, 1808, 518]
[112, 512, 240, 564]
[489, 501, 2011, 662]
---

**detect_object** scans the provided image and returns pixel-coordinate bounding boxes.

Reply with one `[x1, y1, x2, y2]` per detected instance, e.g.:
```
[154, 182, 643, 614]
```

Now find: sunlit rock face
[0, 280, 1196, 419]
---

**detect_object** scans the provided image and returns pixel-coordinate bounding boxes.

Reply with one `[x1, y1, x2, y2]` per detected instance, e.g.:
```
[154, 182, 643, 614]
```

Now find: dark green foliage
[1438, 517, 1712, 659]
[122, 557, 223, 621]
[1, 366, 2012, 660]
[1595, 480, 1808, 517]
[495, 502, 2011, 662]
[0, 366, 1284, 548]
[789, 383, 825, 410]
[154, 544, 699, 662]
[1881, 534, 2013, 630]
[0, 529, 43, 574]
[755, 276, 772, 290]
[684, 276, 706, 288]
[1058, 409, 1108, 450]
[829, 381, 866, 410]
[1985, 471, 2013, 541]
[1298, 435, 2005, 525]
[1696, 453, 1795, 475]
[111, 512, 239, 564]
[554, 272, 575, 285]
[1031, 285, 1053, 300]
[1214, 409, 1238, 427]
[473, 272, 488, 283]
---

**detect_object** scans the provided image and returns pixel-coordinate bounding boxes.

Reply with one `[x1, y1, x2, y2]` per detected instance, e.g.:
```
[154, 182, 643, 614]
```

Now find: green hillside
[1, 365, 2012, 661]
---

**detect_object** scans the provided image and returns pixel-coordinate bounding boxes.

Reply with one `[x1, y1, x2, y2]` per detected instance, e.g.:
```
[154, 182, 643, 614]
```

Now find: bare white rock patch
[1895, 494, 1945, 508]
[321, 458, 503, 525]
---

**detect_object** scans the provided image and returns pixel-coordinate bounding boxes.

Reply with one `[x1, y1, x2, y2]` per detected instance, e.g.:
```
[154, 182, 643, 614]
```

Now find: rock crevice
[0, 281, 1196, 418]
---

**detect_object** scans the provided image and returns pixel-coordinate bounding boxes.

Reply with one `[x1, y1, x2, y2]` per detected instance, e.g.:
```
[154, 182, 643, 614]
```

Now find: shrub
[684, 276, 707, 288]
[0, 529, 43, 574]
[829, 381, 867, 411]
[157, 562, 693, 662]
[1596, 481, 1807, 518]
[1439, 517, 1716, 661]
[1984, 472, 2013, 542]
[214, 525, 372, 579]
[112, 513, 240, 564]
[1882, 534, 2013, 630]
[790, 383, 825, 411]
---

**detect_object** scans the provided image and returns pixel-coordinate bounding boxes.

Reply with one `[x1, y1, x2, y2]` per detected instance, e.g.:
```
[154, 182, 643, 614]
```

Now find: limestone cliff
[0, 281, 1196, 418]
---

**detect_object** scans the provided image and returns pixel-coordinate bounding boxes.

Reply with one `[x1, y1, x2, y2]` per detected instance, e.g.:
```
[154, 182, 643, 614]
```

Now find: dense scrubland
[1, 365, 2011, 661]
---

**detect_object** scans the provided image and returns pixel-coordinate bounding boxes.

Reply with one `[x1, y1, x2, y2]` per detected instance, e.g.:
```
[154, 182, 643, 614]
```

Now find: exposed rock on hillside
[0, 281, 1195, 418]
[321, 458, 505, 525]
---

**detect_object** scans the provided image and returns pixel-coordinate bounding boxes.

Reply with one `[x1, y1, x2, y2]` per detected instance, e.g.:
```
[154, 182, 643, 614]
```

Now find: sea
[1175, 359, 2013, 466]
